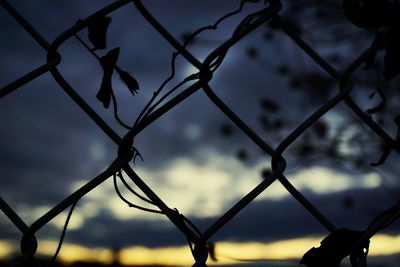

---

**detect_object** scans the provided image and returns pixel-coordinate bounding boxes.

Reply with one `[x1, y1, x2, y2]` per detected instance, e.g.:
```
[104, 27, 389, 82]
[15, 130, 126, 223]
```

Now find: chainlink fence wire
[1, 0, 399, 266]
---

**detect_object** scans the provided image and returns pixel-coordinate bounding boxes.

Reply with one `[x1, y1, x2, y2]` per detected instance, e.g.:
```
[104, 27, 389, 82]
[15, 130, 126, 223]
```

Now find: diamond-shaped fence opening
[1, 0, 400, 267]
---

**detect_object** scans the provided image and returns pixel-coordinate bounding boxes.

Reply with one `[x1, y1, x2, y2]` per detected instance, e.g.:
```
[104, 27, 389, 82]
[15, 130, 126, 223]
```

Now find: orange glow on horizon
[1, 234, 400, 265]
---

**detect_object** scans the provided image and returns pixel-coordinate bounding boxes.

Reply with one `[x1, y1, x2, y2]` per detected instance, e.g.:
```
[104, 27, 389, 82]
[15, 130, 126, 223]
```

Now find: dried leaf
[116, 68, 139, 95]
[96, 47, 120, 108]
[87, 15, 112, 50]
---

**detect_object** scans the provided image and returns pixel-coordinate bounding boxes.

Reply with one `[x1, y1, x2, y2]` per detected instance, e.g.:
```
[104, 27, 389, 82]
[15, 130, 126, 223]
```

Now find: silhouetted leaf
[116, 68, 139, 95]
[87, 15, 112, 50]
[96, 47, 120, 108]
[342, 0, 384, 29]
[301, 228, 369, 267]
[260, 98, 279, 112]
[384, 27, 400, 80]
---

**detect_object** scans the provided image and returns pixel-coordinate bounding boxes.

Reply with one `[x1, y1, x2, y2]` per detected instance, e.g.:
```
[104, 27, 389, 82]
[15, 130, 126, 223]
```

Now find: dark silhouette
[301, 228, 369, 267]
[1, 0, 400, 267]
[87, 14, 112, 50]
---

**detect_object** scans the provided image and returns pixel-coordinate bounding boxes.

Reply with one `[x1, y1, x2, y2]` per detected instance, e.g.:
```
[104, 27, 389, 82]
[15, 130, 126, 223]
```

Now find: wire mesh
[1, 0, 399, 266]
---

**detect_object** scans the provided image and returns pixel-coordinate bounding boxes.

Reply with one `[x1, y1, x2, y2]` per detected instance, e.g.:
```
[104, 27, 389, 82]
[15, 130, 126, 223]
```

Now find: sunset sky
[1, 0, 400, 266]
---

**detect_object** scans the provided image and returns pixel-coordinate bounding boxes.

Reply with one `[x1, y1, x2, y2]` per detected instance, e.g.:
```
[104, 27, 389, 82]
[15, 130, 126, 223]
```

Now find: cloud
[3, 0, 400, 259]
[1, 182, 398, 250]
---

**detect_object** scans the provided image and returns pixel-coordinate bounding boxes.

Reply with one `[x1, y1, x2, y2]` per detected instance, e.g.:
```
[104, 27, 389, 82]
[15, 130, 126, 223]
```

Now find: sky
[1, 0, 400, 266]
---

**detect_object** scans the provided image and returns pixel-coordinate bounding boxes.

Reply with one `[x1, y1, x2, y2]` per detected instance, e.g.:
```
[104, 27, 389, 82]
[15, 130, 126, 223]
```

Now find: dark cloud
[3, 0, 400, 258]
[3, 187, 397, 249]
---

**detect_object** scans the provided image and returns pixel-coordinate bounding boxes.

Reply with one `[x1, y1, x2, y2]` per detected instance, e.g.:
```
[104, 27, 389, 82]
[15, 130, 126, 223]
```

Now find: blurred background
[1, 0, 400, 266]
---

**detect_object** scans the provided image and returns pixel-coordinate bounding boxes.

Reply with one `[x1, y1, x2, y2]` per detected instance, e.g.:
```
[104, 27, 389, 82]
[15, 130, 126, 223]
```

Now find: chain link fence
[1, 0, 400, 266]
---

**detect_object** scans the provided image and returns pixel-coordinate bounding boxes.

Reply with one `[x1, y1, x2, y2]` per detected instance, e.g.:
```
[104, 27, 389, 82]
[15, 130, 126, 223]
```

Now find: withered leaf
[116, 68, 139, 95]
[87, 15, 112, 50]
[96, 47, 120, 108]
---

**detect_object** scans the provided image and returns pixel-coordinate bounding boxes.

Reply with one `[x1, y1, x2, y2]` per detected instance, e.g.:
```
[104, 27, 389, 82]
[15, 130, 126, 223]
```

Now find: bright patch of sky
[63, 149, 382, 225]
